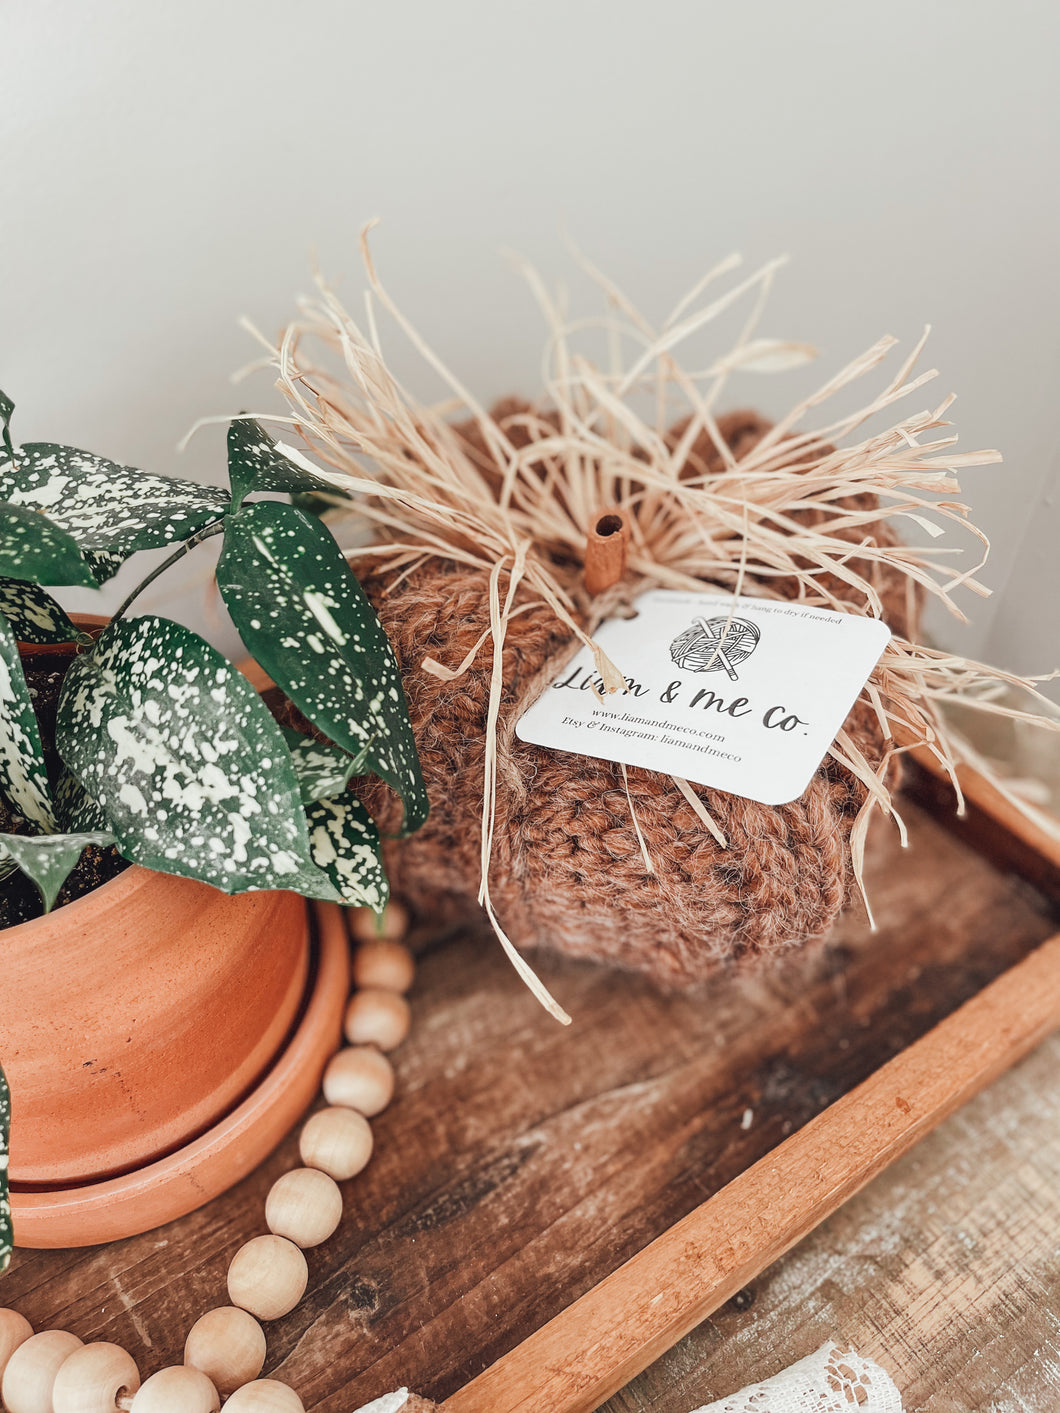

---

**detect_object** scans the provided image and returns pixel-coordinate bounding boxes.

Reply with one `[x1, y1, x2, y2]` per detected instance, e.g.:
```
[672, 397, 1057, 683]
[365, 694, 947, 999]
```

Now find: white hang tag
[515, 589, 891, 806]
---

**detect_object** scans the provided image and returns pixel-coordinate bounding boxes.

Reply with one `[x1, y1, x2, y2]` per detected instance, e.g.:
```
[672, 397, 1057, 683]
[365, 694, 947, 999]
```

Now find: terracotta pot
[5, 863, 311, 1185]
[13, 902, 349, 1248]
[3, 616, 349, 1243]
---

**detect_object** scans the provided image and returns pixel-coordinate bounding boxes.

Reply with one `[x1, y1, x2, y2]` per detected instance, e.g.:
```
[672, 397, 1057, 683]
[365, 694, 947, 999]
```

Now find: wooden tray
[6, 754, 1060, 1413]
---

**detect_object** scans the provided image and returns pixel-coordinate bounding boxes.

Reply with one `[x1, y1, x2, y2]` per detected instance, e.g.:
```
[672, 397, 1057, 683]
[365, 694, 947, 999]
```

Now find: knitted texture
[337, 407, 918, 990]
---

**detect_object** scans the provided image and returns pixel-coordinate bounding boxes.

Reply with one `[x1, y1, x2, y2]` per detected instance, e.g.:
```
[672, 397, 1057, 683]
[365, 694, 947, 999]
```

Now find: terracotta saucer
[11, 903, 349, 1249]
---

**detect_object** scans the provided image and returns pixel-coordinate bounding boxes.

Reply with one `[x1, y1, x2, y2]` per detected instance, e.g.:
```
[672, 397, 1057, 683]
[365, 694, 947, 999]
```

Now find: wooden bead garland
[265, 1167, 343, 1249]
[322, 1046, 395, 1117]
[349, 900, 409, 944]
[352, 938, 416, 994]
[0, 905, 416, 1413]
[184, 1307, 267, 1396]
[344, 988, 411, 1051]
[298, 1106, 374, 1181]
[51, 1343, 140, 1413]
[223, 1380, 305, 1411]
[2, 1330, 83, 1413]
[129, 1365, 220, 1411]
[227, 1236, 309, 1322]
[0, 1308, 33, 1383]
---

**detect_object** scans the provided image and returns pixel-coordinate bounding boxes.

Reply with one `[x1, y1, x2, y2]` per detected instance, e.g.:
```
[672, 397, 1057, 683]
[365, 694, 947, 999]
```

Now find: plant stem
[111, 518, 227, 623]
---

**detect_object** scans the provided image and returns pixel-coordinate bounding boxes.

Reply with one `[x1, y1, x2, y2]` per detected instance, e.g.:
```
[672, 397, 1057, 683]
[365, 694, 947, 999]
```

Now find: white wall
[3, 0, 1058, 683]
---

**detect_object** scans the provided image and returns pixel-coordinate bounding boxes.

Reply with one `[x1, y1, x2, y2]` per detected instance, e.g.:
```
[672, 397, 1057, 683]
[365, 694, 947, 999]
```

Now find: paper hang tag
[515, 589, 891, 807]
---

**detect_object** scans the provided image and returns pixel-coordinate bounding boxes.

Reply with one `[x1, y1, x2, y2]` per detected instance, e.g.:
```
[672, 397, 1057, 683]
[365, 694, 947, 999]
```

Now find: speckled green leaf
[55, 770, 108, 832]
[0, 444, 230, 561]
[217, 501, 428, 835]
[0, 614, 56, 830]
[0, 578, 87, 645]
[305, 793, 388, 911]
[291, 489, 347, 518]
[228, 419, 335, 509]
[0, 829, 117, 912]
[0, 389, 15, 461]
[283, 727, 370, 806]
[0, 502, 97, 587]
[55, 615, 340, 900]
[0, 1066, 11, 1273]
[82, 550, 127, 585]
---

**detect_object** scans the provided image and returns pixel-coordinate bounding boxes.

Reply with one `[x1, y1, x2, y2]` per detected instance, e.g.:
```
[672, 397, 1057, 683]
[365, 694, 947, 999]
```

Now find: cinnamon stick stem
[583, 509, 630, 595]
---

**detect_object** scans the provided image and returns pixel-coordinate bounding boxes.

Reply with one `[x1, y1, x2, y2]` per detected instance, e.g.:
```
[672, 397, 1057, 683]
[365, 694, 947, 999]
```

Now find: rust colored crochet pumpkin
[349, 408, 917, 989]
[265, 249, 1021, 1003]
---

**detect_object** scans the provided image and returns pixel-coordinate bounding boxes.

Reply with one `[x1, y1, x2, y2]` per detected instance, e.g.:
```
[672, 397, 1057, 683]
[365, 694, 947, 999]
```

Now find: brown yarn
[344, 406, 917, 990]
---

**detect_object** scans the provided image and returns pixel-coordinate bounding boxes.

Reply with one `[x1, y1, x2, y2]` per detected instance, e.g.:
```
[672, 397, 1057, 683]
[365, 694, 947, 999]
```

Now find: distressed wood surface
[5, 793, 1058, 1411]
[600, 1027, 1060, 1413]
[443, 930, 1060, 1413]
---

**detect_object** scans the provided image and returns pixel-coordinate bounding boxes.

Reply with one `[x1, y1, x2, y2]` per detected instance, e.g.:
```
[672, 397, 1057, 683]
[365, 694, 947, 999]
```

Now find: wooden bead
[349, 900, 409, 943]
[322, 1045, 395, 1116]
[52, 1342, 140, 1413]
[183, 1307, 265, 1396]
[129, 1366, 219, 1412]
[227, 1235, 308, 1321]
[344, 989, 410, 1052]
[0, 1309, 34, 1383]
[265, 1168, 342, 1249]
[352, 938, 415, 994]
[2, 1330, 83, 1413]
[223, 1380, 305, 1412]
[298, 1107, 373, 1181]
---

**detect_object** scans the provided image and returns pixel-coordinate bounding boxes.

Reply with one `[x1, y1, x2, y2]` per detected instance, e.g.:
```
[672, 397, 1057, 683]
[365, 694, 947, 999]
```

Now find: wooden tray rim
[437, 749, 1060, 1413]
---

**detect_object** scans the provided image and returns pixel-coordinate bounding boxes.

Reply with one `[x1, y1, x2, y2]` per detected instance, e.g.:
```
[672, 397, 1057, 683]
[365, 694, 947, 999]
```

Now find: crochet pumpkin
[349, 406, 915, 988]
[260, 240, 1042, 1006]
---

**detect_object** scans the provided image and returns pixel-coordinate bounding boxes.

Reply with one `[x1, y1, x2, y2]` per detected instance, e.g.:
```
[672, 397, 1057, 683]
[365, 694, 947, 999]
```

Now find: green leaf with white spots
[0, 502, 97, 587]
[227, 419, 336, 509]
[283, 727, 370, 806]
[217, 500, 428, 835]
[0, 829, 117, 912]
[305, 792, 388, 912]
[291, 489, 347, 518]
[0, 1066, 11, 1273]
[54, 615, 341, 900]
[0, 613, 56, 830]
[0, 578, 88, 645]
[55, 770, 108, 832]
[0, 444, 230, 562]
[0, 389, 14, 461]
[82, 549, 127, 585]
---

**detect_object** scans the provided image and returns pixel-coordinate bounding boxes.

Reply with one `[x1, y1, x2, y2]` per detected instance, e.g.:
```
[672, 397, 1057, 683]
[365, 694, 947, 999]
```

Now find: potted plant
[0, 391, 427, 1254]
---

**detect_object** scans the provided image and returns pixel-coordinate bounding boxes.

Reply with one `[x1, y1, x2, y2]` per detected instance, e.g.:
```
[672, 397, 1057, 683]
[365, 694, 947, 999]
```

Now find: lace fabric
[351, 1393, 415, 1413]
[690, 1342, 903, 1413]
[351, 1343, 903, 1413]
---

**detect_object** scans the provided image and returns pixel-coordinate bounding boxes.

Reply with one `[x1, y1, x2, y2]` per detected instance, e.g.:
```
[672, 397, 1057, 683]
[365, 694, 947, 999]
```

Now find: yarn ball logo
[669, 615, 761, 682]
